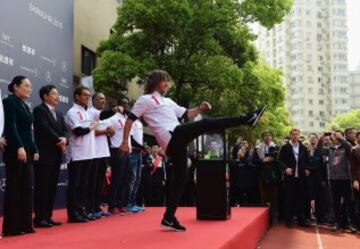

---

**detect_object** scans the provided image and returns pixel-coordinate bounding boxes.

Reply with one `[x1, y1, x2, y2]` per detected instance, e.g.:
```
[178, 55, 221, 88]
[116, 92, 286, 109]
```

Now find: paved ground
[258, 223, 360, 249]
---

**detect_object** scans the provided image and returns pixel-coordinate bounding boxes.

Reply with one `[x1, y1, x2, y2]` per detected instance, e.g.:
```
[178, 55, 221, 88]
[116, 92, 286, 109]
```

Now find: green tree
[327, 109, 360, 131]
[93, 0, 293, 141]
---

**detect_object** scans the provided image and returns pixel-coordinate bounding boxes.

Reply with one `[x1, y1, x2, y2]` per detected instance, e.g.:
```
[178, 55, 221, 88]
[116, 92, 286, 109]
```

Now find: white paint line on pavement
[315, 225, 324, 249]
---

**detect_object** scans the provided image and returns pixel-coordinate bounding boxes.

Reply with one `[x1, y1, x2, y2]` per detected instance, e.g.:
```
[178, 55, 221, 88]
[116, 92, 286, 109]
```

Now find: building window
[319, 100, 324, 105]
[310, 121, 314, 127]
[81, 46, 96, 76]
[320, 122, 325, 128]
[309, 99, 313, 104]
[309, 110, 314, 116]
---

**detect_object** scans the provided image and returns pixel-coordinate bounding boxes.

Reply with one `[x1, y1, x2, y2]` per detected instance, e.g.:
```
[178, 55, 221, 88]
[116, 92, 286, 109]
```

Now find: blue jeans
[126, 150, 142, 206]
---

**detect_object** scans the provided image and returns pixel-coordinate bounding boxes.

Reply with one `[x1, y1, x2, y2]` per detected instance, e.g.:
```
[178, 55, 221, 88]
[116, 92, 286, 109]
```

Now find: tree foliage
[93, 0, 293, 142]
[327, 109, 360, 131]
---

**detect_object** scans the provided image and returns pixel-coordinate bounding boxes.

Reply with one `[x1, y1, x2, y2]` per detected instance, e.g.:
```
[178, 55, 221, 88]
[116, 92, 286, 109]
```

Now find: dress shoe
[348, 224, 358, 233]
[285, 221, 293, 228]
[34, 219, 53, 228]
[90, 212, 102, 219]
[68, 214, 88, 223]
[298, 219, 311, 228]
[332, 223, 340, 232]
[47, 218, 62, 226]
[22, 228, 36, 234]
[2, 231, 25, 236]
[118, 208, 130, 216]
[108, 207, 120, 215]
[83, 213, 97, 221]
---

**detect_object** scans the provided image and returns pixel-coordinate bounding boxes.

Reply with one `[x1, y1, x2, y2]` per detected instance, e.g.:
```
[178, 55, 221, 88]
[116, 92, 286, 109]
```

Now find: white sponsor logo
[40, 56, 56, 67]
[22, 44, 36, 56]
[0, 54, 15, 66]
[19, 65, 38, 76]
[0, 33, 14, 48]
[29, 3, 63, 30]
[59, 95, 69, 104]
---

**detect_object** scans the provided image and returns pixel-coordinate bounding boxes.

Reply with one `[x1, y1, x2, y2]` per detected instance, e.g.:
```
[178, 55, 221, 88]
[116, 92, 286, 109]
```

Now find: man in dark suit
[33, 85, 68, 228]
[278, 128, 311, 228]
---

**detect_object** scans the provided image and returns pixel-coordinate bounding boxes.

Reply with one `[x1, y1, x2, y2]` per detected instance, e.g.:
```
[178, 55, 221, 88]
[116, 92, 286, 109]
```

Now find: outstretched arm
[186, 101, 211, 120]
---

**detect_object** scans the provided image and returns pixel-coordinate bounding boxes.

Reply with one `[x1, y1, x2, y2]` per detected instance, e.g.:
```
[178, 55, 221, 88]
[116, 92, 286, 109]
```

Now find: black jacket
[230, 154, 258, 189]
[277, 141, 310, 179]
[33, 103, 67, 165]
[3, 94, 37, 155]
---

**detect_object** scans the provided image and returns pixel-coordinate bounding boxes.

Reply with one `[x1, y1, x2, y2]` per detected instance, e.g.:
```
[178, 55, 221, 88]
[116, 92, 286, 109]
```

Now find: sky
[347, 0, 360, 70]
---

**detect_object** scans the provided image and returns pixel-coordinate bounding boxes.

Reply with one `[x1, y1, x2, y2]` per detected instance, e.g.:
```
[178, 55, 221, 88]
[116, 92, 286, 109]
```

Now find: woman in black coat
[2, 76, 39, 236]
[230, 146, 260, 207]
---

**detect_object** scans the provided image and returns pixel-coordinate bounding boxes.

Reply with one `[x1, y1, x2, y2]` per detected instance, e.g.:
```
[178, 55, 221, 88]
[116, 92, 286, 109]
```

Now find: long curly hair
[144, 70, 173, 94]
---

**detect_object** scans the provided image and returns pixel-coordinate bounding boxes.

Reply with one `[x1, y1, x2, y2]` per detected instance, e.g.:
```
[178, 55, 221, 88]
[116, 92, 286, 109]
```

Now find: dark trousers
[108, 148, 129, 209]
[2, 152, 33, 234]
[34, 162, 60, 221]
[165, 116, 249, 219]
[137, 167, 152, 206]
[151, 167, 166, 206]
[307, 174, 328, 221]
[179, 172, 196, 207]
[66, 159, 92, 218]
[260, 183, 279, 219]
[87, 157, 108, 213]
[152, 184, 166, 206]
[283, 176, 306, 224]
[330, 180, 356, 225]
[354, 190, 360, 227]
[233, 187, 260, 207]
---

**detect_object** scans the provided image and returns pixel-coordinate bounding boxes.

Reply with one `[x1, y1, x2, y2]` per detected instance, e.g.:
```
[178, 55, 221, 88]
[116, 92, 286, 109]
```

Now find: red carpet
[0, 207, 268, 249]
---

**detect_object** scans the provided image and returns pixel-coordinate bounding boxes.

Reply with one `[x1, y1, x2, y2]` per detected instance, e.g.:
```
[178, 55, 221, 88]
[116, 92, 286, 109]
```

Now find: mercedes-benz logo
[0, 178, 6, 192]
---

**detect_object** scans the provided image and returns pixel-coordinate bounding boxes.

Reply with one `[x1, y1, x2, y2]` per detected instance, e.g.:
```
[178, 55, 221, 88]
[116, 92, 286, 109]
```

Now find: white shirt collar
[153, 91, 163, 98]
[74, 103, 88, 111]
[289, 140, 299, 148]
[45, 102, 55, 111]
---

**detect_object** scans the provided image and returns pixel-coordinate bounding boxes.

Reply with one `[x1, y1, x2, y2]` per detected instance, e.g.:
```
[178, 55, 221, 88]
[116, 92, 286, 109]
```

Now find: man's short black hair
[345, 127, 355, 136]
[261, 130, 272, 138]
[117, 94, 129, 105]
[73, 86, 90, 100]
[356, 132, 360, 138]
[92, 92, 104, 102]
[39, 84, 57, 101]
[334, 130, 345, 136]
[309, 133, 318, 139]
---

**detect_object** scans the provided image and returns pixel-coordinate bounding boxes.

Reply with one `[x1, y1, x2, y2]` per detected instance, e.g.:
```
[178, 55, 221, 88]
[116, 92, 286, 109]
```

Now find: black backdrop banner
[0, 0, 74, 214]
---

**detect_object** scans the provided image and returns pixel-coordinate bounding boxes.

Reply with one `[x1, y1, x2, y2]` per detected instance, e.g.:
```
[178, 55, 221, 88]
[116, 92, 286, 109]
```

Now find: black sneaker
[349, 224, 358, 233]
[161, 217, 186, 232]
[332, 223, 340, 232]
[247, 106, 266, 128]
